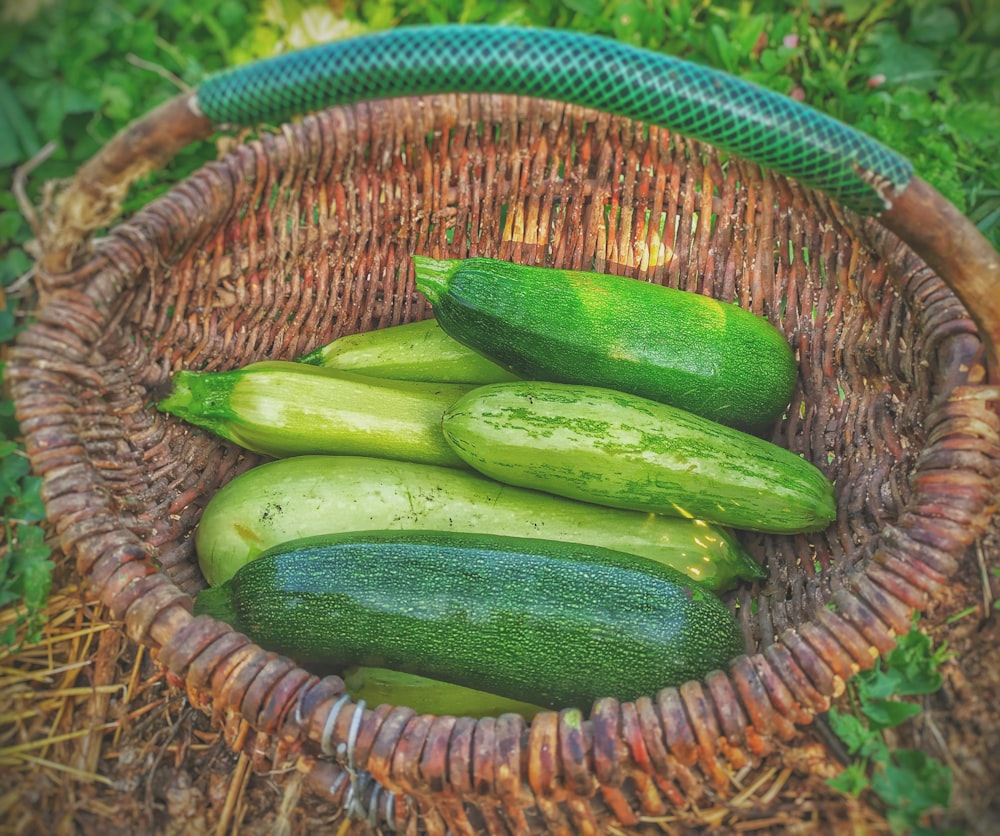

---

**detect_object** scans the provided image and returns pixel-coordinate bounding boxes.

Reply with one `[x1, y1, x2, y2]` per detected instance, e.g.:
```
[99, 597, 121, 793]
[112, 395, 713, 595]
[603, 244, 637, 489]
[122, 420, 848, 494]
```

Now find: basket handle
[42, 24, 1000, 379]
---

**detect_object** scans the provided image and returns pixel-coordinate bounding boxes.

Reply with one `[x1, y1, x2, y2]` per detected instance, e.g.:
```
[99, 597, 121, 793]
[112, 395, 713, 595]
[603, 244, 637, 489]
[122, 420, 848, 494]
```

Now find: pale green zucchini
[194, 454, 763, 589]
[157, 360, 471, 467]
[296, 318, 518, 384]
[342, 666, 544, 719]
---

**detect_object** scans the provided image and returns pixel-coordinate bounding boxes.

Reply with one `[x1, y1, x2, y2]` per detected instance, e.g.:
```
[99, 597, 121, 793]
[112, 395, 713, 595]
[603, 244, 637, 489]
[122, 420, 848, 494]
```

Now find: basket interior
[54, 93, 968, 661]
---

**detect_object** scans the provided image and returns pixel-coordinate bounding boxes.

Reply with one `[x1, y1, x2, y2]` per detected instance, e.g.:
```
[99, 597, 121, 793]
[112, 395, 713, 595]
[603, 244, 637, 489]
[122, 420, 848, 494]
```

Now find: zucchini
[296, 318, 518, 384]
[157, 360, 471, 467]
[413, 255, 797, 430]
[195, 454, 763, 590]
[342, 666, 544, 719]
[441, 382, 837, 534]
[193, 530, 745, 710]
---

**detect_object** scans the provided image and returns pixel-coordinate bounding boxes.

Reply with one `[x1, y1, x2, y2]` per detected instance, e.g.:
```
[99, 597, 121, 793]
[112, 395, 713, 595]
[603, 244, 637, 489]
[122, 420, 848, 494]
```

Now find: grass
[1, 0, 996, 827]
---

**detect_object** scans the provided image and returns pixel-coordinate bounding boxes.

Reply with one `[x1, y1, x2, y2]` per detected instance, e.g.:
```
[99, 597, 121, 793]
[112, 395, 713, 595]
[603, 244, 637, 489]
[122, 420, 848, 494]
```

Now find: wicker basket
[10, 27, 1000, 834]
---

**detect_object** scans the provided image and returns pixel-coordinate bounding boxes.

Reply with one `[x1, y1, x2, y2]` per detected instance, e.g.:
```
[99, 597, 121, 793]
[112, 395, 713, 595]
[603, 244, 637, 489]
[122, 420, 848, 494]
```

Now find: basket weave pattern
[10, 94, 1000, 832]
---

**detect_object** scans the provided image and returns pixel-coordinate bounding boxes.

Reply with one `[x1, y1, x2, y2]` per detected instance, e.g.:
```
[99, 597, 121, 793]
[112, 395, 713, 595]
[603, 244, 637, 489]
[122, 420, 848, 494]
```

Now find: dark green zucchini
[194, 530, 745, 710]
[413, 255, 797, 430]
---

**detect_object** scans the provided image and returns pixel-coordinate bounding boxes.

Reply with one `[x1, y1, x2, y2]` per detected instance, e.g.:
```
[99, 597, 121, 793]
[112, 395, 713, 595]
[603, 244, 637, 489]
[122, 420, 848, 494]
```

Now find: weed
[827, 617, 955, 834]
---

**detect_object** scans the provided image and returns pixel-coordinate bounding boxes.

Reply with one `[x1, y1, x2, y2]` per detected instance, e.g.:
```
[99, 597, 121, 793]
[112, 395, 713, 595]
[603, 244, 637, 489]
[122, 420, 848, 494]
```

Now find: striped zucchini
[296, 318, 518, 384]
[157, 360, 471, 467]
[193, 530, 745, 710]
[441, 382, 837, 534]
[194, 454, 763, 589]
[413, 255, 797, 430]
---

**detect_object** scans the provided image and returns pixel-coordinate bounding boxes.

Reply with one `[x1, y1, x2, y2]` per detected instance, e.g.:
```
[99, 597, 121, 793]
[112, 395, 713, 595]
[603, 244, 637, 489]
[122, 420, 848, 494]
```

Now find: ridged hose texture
[197, 24, 912, 216]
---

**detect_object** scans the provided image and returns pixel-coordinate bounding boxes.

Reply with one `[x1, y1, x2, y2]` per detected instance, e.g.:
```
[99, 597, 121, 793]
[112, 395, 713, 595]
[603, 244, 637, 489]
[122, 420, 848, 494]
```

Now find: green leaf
[0, 449, 31, 492]
[706, 23, 739, 74]
[0, 306, 19, 343]
[1, 249, 33, 288]
[759, 46, 794, 74]
[909, 4, 960, 45]
[873, 748, 951, 832]
[218, 0, 248, 32]
[945, 102, 1000, 148]
[827, 761, 870, 797]
[0, 78, 42, 166]
[560, 0, 603, 16]
[611, 0, 649, 46]
[99, 75, 137, 124]
[859, 697, 923, 729]
[729, 14, 768, 58]
[842, 0, 877, 23]
[36, 81, 100, 142]
[827, 708, 882, 757]
[984, 2, 1000, 39]
[9, 474, 47, 522]
[860, 26, 942, 90]
[0, 522, 53, 648]
[360, 0, 398, 30]
[858, 664, 941, 700]
[884, 625, 948, 689]
[856, 623, 947, 707]
[0, 210, 27, 242]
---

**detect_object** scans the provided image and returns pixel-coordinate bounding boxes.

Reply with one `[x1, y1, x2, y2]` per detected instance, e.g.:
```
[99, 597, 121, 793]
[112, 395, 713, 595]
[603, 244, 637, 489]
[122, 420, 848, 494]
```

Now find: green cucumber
[413, 255, 797, 430]
[194, 530, 745, 710]
[342, 666, 544, 719]
[441, 382, 836, 534]
[296, 318, 518, 384]
[157, 360, 471, 467]
[195, 454, 763, 590]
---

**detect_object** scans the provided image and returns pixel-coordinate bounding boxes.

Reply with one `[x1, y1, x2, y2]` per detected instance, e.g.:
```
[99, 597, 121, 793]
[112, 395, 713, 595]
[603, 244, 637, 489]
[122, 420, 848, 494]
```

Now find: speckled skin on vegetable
[193, 529, 746, 710]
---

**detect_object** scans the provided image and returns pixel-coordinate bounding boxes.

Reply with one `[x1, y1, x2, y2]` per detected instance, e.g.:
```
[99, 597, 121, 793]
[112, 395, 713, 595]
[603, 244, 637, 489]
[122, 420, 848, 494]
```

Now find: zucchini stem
[412, 255, 461, 304]
[193, 584, 238, 622]
[157, 369, 239, 437]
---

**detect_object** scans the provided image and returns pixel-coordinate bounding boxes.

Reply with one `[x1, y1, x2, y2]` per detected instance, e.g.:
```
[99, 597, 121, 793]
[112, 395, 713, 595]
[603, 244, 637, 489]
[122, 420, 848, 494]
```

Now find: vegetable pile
[160, 256, 837, 715]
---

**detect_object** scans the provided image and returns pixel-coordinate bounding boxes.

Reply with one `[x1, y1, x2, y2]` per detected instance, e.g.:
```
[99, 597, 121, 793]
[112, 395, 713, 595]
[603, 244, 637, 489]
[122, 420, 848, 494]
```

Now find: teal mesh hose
[197, 25, 912, 217]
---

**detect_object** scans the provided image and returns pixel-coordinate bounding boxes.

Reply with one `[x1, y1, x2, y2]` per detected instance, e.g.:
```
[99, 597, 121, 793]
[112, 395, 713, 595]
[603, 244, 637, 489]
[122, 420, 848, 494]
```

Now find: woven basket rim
[11, 93, 1000, 832]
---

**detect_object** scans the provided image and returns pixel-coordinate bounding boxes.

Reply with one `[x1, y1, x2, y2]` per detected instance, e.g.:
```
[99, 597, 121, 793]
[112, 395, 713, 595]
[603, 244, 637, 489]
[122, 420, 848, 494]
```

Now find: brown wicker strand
[747, 654, 810, 733]
[678, 681, 732, 790]
[556, 708, 595, 800]
[703, 672, 753, 770]
[634, 695, 702, 799]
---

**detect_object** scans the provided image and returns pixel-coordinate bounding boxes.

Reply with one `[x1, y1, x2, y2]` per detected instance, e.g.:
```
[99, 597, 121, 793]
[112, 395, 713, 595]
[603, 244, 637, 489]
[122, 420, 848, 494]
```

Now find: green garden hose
[197, 24, 912, 216]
